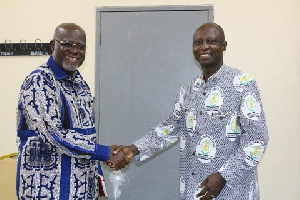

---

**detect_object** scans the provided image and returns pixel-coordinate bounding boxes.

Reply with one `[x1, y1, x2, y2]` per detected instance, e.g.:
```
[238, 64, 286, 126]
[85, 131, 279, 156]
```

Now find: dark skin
[50, 23, 86, 77]
[193, 22, 227, 83]
[196, 172, 226, 200]
[106, 144, 139, 170]
[107, 23, 228, 199]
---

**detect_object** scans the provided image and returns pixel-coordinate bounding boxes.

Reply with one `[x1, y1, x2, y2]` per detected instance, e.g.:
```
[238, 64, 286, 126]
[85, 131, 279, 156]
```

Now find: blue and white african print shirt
[16, 56, 110, 200]
[134, 65, 269, 200]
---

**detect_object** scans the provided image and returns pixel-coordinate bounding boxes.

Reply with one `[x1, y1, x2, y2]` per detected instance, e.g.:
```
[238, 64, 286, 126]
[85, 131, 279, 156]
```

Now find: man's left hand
[196, 172, 226, 199]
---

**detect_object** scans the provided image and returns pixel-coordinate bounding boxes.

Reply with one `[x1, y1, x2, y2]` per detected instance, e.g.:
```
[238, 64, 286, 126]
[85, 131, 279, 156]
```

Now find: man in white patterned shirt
[109, 22, 269, 200]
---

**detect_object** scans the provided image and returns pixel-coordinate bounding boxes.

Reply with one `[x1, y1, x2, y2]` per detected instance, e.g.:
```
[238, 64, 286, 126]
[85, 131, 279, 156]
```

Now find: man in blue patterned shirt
[16, 23, 123, 199]
[109, 22, 269, 200]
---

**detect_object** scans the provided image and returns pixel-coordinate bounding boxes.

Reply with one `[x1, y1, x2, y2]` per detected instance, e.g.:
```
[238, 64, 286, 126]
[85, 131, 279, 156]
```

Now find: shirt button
[203, 92, 206, 96]
[191, 172, 195, 175]
[192, 151, 196, 155]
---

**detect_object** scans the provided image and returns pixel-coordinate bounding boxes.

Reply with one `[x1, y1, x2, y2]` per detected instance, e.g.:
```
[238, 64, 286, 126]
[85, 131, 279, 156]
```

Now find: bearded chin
[62, 61, 79, 73]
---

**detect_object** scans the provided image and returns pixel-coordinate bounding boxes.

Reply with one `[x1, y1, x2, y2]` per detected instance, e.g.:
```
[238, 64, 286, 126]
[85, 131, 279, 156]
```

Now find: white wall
[0, 0, 299, 199]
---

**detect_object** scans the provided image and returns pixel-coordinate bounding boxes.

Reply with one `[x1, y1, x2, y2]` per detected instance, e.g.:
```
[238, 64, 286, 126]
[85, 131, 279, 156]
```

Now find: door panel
[96, 6, 213, 199]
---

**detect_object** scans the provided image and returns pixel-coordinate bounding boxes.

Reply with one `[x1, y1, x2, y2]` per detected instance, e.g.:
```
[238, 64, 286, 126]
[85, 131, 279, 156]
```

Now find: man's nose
[200, 41, 209, 49]
[70, 45, 80, 53]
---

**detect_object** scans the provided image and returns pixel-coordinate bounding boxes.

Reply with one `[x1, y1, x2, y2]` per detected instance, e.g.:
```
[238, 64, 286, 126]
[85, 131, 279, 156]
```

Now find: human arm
[106, 86, 187, 169]
[132, 86, 186, 163]
[217, 79, 269, 182]
[19, 70, 110, 161]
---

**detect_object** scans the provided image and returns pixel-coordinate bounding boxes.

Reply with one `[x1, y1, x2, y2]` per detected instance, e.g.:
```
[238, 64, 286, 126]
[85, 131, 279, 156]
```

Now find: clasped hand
[106, 145, 138, 170]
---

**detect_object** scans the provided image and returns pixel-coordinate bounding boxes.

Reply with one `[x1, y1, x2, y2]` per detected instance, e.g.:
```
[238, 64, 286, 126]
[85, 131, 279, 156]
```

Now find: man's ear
[222, 41, 227, 51]
[50, 40, 55, 51]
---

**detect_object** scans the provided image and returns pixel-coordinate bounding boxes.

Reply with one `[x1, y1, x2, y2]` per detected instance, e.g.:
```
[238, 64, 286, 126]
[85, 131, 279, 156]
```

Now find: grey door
[95, 6, 213, 200]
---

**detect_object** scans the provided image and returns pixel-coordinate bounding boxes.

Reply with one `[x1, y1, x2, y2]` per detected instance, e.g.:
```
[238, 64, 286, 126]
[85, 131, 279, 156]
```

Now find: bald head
[194, 22, 225, 43]
[53, 23, 86, 41]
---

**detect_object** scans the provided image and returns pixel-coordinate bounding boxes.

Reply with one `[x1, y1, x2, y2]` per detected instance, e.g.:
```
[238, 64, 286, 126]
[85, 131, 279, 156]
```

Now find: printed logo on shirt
[193, 77, 203, 91]
[240, 73, 252, 85]
[209, 93, 219, 107]
[233, 73, 253, 92]
[196, 135, 216, 163]
[241, 93, 261, 120]
[155, 125, 174, 136]
[155, 125, 177, 147]
[205, 87, 224, 115]
[226, 113, 241, 141]
[180, 135, 186, 153]
[243, 141, 265, 166]
[186, 108, 196, 136]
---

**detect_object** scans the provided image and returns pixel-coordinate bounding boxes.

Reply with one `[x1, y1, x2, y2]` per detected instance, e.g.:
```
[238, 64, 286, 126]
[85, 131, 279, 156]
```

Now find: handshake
[105, 144, 140, 170]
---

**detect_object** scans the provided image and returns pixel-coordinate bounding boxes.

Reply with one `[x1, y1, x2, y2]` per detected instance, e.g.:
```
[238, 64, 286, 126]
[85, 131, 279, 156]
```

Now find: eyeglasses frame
[53, 39, 87, 51]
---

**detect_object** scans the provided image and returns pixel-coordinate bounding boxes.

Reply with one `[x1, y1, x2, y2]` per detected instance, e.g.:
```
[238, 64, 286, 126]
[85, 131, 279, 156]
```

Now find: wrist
[91, 143, 110, 161]
[129, 144, 139, 156]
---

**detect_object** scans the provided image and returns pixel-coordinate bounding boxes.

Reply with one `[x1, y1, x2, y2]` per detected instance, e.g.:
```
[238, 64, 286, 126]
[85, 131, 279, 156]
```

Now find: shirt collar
[46, 56, 82, 82]
[201, 64, 226, 83]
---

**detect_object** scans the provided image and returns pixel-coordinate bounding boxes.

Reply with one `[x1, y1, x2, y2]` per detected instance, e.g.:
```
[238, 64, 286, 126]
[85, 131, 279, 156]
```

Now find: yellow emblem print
[226, 113, 241, 141]
[250, 146, 262, 160]
[195, 77, 202, 85]
[186, 111, 196, 134]
[246, 98, 255, 112]
[196, 136, 217, 163]
[189, 115, 194, 127]
[243, 142, 265, 166]
[201, 140, 211, 155]
[209, 93, 218, 107]
[193, 77, 203, 91]
[242, 93, 261, 120]
[162, 129, 170, 136]
[231, 119, 238, 133]
[240, 73, 252, 85]
[155, 125, 174, 137]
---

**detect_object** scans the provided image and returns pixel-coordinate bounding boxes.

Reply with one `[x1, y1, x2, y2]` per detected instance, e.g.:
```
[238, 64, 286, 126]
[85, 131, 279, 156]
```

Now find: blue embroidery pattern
[16, 56, 105, 199]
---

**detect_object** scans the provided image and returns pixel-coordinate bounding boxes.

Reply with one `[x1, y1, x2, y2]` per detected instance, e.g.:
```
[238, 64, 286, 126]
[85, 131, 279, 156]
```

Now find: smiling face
[193, 23, 227, 71]
[51, 23, 86, 77]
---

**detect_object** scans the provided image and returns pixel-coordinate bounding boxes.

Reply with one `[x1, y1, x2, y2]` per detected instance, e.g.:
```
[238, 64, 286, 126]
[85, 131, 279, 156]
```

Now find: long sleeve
[133, 86, 186, 162]
[18, 68, 110, 161]
[218, 79, 269, 185]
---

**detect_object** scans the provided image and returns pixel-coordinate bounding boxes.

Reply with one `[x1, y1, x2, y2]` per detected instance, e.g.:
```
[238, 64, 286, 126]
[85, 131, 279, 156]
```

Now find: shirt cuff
[91, 143, 110, 161]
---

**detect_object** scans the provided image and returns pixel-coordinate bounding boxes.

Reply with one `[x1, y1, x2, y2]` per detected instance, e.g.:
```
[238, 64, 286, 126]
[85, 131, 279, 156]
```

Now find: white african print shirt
[134, 65, 269, 200]
[16, 56, 110, 200]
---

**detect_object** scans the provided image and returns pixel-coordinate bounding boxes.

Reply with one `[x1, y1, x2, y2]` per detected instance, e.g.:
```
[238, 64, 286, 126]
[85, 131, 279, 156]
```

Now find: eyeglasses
[53, 39, 87, 51]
